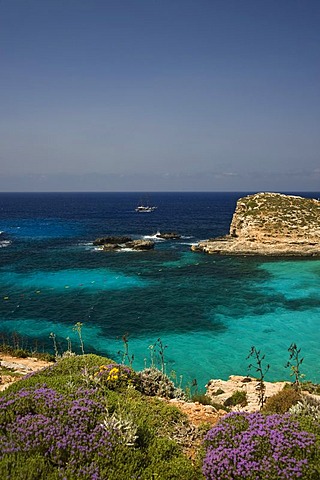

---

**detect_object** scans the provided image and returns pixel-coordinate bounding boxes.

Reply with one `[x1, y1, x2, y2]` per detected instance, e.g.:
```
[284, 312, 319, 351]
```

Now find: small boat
[135, 196, 157, 212]
[135, 205, 157, 213]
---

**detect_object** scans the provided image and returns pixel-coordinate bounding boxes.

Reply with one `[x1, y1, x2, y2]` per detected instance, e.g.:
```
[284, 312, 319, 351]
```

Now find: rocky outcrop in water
[93, 236, 132, 246]
[191, 192, 320, 256]
[156, 232, 181, 240]
[94, 236, 154, 251]
[124, 239, 155, 250]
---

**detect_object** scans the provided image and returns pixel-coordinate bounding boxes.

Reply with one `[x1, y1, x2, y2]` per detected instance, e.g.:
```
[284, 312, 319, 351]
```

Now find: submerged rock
[192, 192, 320, 256]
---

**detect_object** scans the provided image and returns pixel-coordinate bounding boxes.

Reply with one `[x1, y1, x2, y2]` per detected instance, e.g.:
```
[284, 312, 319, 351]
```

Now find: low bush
[290, 395, 320, 422]
[0, 344, 55, 363]
[203, 411, 318, 479]
[223, 390, 247, 407]
[301, 381, 320, 395]
[89, 363, 140, 391]
[0, 386, 118, 479]
[191, 393, 229, 412]
[3, 354, 113, 395]
[138, 367, 186, 399]
[262, 386, 301, 414]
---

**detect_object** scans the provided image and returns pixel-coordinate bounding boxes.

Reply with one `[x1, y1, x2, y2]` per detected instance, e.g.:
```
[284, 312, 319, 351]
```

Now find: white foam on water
[0, 240, 11, 248]
[142, 231, 165, 241]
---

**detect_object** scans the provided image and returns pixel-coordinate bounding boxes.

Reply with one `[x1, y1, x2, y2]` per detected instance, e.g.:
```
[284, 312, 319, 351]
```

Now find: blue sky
[1, 0, 319, 191]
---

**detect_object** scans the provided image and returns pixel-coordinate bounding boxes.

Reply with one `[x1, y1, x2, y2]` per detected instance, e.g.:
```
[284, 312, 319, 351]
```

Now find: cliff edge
[191, 192, 320, 256]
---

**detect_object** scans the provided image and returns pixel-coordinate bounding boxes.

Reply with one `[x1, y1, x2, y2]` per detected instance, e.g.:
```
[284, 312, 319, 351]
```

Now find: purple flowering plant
[0, 354, 201, 479]
[203, 411, 318, 480]
[0, 385, 117, 478]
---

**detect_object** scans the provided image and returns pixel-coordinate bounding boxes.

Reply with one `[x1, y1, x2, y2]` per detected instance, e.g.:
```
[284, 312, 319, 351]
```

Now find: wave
[142, 231, 166, 241]
[142, 230, 165, 242]
[0, 240, 11, 248]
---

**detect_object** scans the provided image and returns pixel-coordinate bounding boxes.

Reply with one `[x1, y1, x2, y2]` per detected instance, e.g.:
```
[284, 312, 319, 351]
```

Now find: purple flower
[203, 412, 316, 479]
[0, 385, 118, 479]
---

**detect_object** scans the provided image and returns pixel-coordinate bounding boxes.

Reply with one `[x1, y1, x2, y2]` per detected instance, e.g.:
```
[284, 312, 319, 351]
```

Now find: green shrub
[213, 388, 225, 396]
[290, 395, 320, 421]
[12, 349, 29, 358]
[191, 393, 212, 405]
[301, 381, 320, 395]
[224, 390, 247, 407]
[0, 344, 55, 363]
[0, 453, 60, 480]
[191, 393, 229, 412]
[262, 386, 301, 414]
[138, 367, 186, 399]
[1, 354, 114, 396]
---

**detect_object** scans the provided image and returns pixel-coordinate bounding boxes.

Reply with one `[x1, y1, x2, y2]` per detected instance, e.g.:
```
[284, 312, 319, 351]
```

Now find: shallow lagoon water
[0, 192, 319, 389]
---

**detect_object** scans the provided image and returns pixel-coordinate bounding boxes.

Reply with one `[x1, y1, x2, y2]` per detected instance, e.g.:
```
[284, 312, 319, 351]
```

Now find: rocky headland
[192, 192, 320, 256]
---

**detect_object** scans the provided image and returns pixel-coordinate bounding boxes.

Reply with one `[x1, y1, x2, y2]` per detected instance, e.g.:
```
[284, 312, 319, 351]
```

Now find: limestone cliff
[192, 192, 320, 256]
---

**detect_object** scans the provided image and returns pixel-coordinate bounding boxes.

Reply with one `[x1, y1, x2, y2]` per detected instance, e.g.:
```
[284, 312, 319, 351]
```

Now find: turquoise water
[1, 192, 319, 389]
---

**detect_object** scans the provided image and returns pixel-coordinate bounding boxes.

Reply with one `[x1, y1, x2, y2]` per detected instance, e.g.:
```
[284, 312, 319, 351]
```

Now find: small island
[192, 192, 320, 256]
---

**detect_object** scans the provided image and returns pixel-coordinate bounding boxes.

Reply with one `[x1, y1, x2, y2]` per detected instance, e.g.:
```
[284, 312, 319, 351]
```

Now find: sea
[0, 192, 319, 389]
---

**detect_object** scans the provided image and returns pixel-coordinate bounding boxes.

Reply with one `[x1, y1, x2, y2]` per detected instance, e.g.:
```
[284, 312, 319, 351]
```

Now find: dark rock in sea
[93, 236, 132, 246]
[156, 232, 181, 240]
[102, 243, 119, 251]
[125, 240, 155, 250]
[94, 237, 155, 251]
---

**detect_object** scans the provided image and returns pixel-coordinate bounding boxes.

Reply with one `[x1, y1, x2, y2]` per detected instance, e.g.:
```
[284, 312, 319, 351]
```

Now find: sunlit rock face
[192, 192, 320, 256]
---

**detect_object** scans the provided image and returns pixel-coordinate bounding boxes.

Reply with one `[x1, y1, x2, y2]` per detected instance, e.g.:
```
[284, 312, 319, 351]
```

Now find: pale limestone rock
[206, 375, 289, 413]
[192, 192, 320, 256]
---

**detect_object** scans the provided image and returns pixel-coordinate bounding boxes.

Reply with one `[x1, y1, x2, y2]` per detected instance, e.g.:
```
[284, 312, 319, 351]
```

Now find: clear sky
[1, 0, 319, 192]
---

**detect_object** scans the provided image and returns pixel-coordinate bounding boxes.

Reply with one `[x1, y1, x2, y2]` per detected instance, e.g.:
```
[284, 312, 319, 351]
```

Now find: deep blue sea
[1, 192, 320, 389]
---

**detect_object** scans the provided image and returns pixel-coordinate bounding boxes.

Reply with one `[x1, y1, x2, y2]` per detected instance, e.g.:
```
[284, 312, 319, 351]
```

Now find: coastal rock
[94, 236, 155, 251]
[125, 240, 155, 250]
[156, 232, 181, 240]
[93, 236, 132, 246]
[191, 192, 320, 256]
[206, 375, 289, 413]
[102, 243, 119, 251]
[0, 355, 54, 391]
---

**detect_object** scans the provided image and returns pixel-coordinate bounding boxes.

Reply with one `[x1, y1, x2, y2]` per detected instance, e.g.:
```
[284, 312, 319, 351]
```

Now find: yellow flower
[107, 367, 120, 381]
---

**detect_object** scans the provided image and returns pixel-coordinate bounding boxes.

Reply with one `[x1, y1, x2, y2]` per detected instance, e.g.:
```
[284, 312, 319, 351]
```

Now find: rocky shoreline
[191, 236, 320, 256]
[192, 192, 320, 256]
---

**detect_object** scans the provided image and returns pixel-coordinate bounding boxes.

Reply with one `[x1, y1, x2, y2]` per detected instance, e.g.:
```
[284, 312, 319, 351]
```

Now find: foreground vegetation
[0, 339, 320, 479]
[0, 354, 201, 479]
